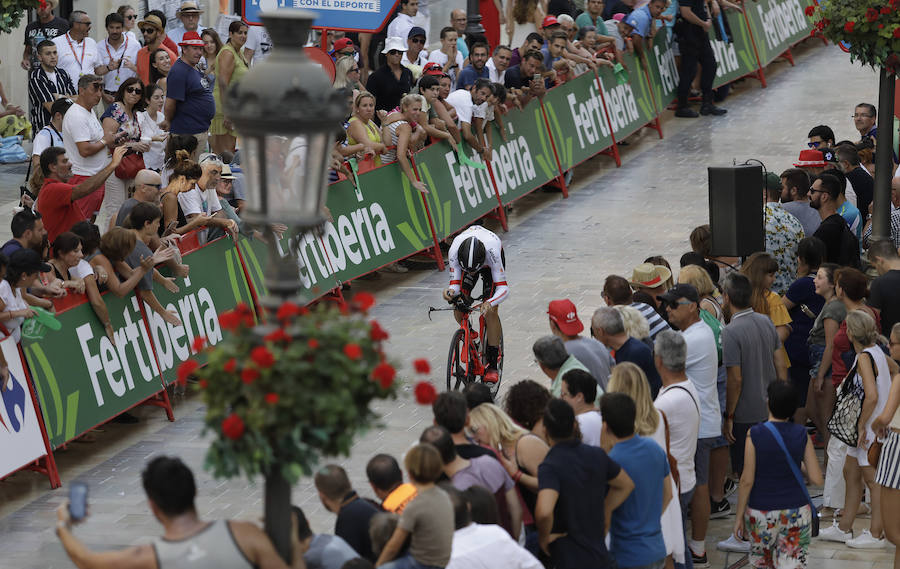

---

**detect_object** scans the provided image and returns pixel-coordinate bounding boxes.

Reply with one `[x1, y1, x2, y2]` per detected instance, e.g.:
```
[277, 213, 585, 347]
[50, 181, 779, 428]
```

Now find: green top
[214, 42, 250, 111]
[576, 12, 609, 35]
[551, 354, 591, 397]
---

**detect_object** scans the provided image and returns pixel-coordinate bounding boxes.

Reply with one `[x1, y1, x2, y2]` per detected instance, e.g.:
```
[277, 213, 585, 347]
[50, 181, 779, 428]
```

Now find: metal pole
[464, 0, 485, 38]
[264, 465, 292, 563]
[872, 67, 895, 243]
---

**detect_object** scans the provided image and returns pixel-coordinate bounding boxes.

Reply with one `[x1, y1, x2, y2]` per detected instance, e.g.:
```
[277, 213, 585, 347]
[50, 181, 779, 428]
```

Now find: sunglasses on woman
[126, 87, 143, 95]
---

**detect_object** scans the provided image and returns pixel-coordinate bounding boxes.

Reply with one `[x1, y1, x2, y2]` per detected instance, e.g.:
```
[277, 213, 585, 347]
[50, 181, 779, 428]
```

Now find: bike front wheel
[447, 328, 469, 391]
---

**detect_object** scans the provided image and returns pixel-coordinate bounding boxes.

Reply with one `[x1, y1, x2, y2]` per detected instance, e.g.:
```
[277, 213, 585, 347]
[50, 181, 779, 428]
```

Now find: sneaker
[675, 106, 699, 118]
[818, 522, 852, 543]
[724, 477, 739, 498]
[691, 549, 710, 568]
[699, 103, 727, 116]
[483, 368, 499, 384]
[717, 534, 750, 553]
[846, 530, 886, 549]
[709, 498, 731, 519]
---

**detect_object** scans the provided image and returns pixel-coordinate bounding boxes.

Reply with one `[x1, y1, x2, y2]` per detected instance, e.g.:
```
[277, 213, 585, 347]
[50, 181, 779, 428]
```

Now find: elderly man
[486, 45, 512, 84]
[450, 9, 470, 59]
[136, 15, 176, 86]
[177, 153, 237, 242]
[532, 335, 589, 397]
[853, 103, 877, 142]
[654, 330, 702, 569]
[95, 13, 140, 107]
[163, 31, 215, 150]
[37, 145, 127, 243]
[55, 456, 289, 569]
[52, 11, 98, 82]
[116, 170, 162, 226]
[548, 299, 614, 391]
[28, 39, 76, 131]
[591, 306, 662, 397]
[62, 74, 114, 221]
[167, 1, 205, 53]
[21, 0, 68, 70]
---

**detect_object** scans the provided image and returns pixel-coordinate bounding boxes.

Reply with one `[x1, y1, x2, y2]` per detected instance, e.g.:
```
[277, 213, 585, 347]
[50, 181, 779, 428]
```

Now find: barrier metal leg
[411, 157, 447, 270]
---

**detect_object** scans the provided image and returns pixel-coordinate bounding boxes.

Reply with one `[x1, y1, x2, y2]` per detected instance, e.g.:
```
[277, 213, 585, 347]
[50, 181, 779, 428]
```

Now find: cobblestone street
[0, 41, 891, 568]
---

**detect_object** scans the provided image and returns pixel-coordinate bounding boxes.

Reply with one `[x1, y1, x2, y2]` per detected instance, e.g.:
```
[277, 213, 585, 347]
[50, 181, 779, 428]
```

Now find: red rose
[803, 5, 814, 16]
[882, 6, 892, 15]
[866, 8, 878, 22]
[176, 359, 199, 386]
[222, 413, 245, 440]
[822, 18, 830, 26]
[265, 393, 279, 405]
[880, 23, 885, 28]
[251, 346, 276, 368]
[894, 27, 900, 38]
[344, 343, 363, 360]
[198, 379, 208, 389]
[413, 358, 431, 374]
[191, 335, 207, 352]
[264, 328, 291, 344]
[224, 358, 237, 373]
[308, 338, 320, 350]
[373, 362, 397, 389]
[369, 320, 390, 341]
[844, 21, 855, 32]
[277, 301, 302, 321]
[414, 381, 438, 405]
[241, 367, 260, 384]
[219, 310, 242, 331]
[352, 292, 376, 312]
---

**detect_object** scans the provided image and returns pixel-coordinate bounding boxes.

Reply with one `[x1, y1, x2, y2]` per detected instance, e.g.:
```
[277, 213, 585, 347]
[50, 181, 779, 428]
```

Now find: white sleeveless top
[153, 520, 254, 569]
[854, 346, 892, 436]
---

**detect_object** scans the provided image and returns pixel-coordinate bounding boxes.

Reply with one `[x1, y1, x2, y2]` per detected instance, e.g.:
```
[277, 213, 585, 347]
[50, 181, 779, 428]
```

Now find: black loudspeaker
[708, 165, 765, 257]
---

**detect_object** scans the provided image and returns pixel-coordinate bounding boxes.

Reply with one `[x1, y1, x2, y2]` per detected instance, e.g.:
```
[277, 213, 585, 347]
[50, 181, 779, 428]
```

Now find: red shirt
[37, 178, 86, 243]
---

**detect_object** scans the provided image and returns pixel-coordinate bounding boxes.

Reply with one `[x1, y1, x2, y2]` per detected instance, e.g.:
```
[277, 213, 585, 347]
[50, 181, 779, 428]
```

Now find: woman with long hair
[678, 264, 723, 322]
[91, 227, 168, 298]
[346, 91, 386, 167]
[806, 263, 843, 461]
[608, 362, 685, 568]
[138, 84, 168, 171]
[819, 311, 892, 548]
[380, 94, 427, 193]
[160, 150, 206, 235]
[741, 253, 792, 377]
[201, 28, 223, 78]
[506, 0, 546, 47]
[333, 55, 363, 92]
[149, 48, 172, 90]
[160, 134, 198, 187]
[99, 77, 150, 232]
[50, 232, 116, 342]
[211, 21, 250, 155]
[116, 5, 138, 42]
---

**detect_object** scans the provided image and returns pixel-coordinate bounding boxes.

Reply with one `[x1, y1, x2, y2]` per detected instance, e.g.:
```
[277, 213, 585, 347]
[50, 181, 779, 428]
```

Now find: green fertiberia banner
[414, 140, 499, 239]
[645, 30, 680, 112]
[22, 292, 164, 448]
[486, 98, 558, 206]
[594, 55, 657, 142]
[152, 236, 255, 385]
[745, 0, 814, 67]
[707, 10, 763, 88]
[540, 71, 615, 171]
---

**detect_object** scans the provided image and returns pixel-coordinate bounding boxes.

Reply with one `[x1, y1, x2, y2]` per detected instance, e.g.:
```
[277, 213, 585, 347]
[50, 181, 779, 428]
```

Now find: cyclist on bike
[442, 225, 507, 383]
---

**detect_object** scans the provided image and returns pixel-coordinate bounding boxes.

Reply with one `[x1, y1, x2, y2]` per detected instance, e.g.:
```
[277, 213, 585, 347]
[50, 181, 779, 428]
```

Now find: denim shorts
[808, 343, 830, 381]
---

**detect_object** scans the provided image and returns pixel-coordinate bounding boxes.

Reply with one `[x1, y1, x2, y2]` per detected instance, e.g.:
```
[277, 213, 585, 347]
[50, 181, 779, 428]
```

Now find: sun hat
[548, 299, 584, 336]
[629, 263, 672, 289]
[138, 14, 165, 32]
[793, 149, 827, 168]
[179, 30, 205, 47]
[178, 1, 202, 13]
[221, 164, 236, 179]
[381, 37, 409, 54]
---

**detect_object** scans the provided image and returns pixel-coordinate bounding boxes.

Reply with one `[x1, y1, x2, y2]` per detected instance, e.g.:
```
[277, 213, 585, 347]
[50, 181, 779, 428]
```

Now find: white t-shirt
[577, 410, 603, 447]
[445, 89, 486, 126]
[68, 258, 95, 280]
[62, 103, 107, 176]
[32, 125, 64, 158]
[178, 184, 222, 217]
[402, 49, 429, 67]
[96, 36, 142, 92]
[0, 280, 28, 342]
[52, 33, 99, 82]
[486, 57, 507, 84]
[655, 380, 700, 493]
[427, 49, 464, 89]
[681, 319, 720, 439]
[386, 13, 415, 42]
[139, 111, 166, 171]
[446, 524, 542, 569]
[244, 25, 272, 65]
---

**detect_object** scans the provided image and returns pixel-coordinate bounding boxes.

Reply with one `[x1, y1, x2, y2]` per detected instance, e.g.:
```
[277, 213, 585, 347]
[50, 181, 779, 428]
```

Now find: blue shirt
[539, 439, 621, 569]
[0, 239, 23, 258]
[748, 422, 808, 511]
[608, 436, 668, 568]
[625, 5, 653, 37]
[457, 64, 489, 89]
[837, 200, 862, 240]
[457, 37, 469, 60]
[166, 58, 215, 134]
[615, 337, 662, 399]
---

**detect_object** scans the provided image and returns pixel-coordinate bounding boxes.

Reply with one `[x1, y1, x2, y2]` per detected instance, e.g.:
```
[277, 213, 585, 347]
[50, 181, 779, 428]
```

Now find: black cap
[408, 26, 426, 38]
[10, 248, 51, 274]
[659, 283, 700, 305]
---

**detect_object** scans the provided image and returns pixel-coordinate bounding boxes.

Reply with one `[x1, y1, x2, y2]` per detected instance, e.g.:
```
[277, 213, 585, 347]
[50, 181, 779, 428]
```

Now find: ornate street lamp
[223, 9, 346, 562]
[465, 0, 485, 39]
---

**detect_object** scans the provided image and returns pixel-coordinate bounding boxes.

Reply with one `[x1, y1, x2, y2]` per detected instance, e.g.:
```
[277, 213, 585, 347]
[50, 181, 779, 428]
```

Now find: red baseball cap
[548, 299, 584, 336]
[542, 15, 560, 28]
[334, 38, 354, 52]
[423, 62, 445, 76]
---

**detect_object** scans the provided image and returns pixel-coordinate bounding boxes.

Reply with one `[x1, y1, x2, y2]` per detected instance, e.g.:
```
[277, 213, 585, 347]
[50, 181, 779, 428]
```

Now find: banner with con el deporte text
[0, 335, 53, 479]
[150, 236, 257, 386]
[745, 0, 815, 66]
[22, 289, 164, 448]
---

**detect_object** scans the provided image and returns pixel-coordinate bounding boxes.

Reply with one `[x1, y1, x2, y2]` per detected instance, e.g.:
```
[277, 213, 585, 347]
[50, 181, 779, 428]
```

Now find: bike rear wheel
[447, 328, 469, 391]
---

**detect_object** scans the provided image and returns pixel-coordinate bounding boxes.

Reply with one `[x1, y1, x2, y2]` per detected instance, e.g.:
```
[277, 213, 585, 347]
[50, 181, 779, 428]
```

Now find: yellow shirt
[766, 290, 792, 368]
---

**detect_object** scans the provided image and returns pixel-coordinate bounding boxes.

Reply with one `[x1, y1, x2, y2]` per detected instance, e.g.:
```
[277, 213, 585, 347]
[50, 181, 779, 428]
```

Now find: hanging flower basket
[809, 0, 900, 71]
[0, 0, 42, 35]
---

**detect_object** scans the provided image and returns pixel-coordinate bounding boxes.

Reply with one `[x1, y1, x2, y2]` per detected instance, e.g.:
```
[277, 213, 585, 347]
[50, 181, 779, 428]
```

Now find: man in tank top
[54, 456, 290, 569]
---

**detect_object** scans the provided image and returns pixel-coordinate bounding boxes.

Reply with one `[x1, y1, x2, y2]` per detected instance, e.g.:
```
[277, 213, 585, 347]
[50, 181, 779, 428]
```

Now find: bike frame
[457, 306, 488, 380]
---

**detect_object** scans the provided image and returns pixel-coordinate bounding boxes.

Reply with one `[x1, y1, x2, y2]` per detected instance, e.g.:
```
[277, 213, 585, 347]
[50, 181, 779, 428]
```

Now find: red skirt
[478, 0, 501, 50]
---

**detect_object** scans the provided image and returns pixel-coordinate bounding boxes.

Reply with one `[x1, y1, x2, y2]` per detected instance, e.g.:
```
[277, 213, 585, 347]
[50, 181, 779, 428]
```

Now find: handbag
[763, 422, 819, 537]
[115, 149, 145, 180]
[868, 440, 883, 467]
[827, 353, 870, 447]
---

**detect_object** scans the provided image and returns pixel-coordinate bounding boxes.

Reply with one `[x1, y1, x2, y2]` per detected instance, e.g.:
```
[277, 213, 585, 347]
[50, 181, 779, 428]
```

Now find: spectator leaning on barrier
[28, 40, 76, 132]
[37, 145, 127, 244]
[503, 49, 547, 108]
[457, 42, 491, 90]
[444, 79, 493, 160]
[55, 456, 289, 569]
[0, 249, 54, 343]
[178, 153, 238, 241]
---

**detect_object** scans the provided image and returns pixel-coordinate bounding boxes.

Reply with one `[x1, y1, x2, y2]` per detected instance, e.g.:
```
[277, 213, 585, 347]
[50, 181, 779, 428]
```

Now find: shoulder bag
[762, 422, 819, 536]
[827, 352, 871, 447]
[113, 113, 145, 180]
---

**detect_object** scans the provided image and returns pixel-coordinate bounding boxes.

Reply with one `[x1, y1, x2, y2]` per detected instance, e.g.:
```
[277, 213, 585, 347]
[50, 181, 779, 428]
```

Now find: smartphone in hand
[69, 482, 88, 521]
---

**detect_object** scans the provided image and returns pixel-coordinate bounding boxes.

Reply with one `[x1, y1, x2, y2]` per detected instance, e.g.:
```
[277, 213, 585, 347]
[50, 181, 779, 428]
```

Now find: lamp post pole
[465, 0, 485, 39]
[872, 67, 895, 244]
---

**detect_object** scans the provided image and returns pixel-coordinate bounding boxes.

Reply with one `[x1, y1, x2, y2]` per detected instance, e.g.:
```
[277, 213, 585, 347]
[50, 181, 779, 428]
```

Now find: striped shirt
[631, 301, 670, 341]
[28, 66, 75, 131]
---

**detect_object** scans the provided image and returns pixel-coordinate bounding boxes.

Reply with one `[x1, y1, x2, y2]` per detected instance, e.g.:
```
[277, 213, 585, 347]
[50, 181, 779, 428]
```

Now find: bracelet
[513, 470, 523, 483]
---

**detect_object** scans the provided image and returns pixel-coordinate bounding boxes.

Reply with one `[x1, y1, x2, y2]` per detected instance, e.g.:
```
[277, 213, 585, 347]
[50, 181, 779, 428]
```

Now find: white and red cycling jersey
[447, 226, 509, 307]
